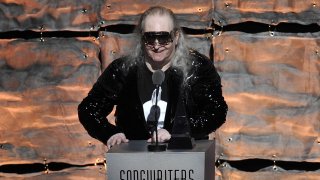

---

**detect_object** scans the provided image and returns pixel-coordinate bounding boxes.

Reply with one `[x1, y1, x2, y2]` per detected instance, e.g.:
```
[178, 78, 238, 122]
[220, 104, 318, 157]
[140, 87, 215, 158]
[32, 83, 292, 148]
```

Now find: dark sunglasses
[143, 31, 175, 46]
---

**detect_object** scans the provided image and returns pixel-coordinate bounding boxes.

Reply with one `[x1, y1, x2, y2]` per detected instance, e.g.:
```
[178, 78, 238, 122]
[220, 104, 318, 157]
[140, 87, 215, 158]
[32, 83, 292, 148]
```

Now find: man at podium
[78, 6, 228, 148]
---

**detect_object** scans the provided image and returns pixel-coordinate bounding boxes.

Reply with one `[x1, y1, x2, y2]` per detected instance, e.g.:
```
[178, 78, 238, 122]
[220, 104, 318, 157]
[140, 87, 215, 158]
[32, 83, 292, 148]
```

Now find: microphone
[147, 70, 167, 152]
[152, 70, 165, 86]
[146, 105, 160, 133]
[152, 70, 165, 106]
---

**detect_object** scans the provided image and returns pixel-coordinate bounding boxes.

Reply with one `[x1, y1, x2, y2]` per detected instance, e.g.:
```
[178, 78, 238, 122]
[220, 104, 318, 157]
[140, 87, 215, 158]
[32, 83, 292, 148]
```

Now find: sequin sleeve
[78, 58, 128, 143]
[186, 53, 228, 139]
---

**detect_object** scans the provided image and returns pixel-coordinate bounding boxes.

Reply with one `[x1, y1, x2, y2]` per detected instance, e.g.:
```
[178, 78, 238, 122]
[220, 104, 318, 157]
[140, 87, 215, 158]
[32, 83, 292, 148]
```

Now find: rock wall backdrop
[0, 0, 319, 179]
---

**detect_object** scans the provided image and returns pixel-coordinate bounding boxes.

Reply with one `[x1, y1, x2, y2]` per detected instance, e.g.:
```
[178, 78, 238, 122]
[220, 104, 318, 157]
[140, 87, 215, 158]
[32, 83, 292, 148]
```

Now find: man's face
[143, 14, 178, 66]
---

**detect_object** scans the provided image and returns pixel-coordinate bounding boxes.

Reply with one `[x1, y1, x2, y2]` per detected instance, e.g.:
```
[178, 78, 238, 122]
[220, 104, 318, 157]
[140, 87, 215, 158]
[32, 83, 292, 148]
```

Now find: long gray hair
[130, 6, 191, 77]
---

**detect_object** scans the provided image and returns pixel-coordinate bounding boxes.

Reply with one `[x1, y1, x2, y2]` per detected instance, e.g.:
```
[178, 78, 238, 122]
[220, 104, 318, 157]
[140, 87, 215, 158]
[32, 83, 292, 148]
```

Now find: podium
[106, 140, 215, 180]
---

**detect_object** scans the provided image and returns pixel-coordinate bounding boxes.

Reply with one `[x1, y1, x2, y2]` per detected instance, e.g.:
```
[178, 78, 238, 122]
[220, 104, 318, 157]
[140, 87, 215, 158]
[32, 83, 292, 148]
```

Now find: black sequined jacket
[78, 50, 228, 143]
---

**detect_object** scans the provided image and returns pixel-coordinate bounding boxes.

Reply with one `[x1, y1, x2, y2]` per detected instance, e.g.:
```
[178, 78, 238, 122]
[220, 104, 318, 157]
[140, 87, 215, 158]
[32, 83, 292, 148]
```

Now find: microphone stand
[148, 85, 167, 152]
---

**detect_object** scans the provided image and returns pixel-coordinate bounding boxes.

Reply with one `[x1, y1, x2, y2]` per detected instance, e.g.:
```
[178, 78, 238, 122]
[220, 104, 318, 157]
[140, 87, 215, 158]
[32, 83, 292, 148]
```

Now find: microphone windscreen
[152, 70, 165, 85]
[146, 105, 160, 132]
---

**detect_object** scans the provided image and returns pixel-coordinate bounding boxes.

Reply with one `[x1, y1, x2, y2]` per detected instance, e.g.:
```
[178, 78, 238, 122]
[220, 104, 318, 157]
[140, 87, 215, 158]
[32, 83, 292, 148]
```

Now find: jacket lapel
[163, 68, 184, 131]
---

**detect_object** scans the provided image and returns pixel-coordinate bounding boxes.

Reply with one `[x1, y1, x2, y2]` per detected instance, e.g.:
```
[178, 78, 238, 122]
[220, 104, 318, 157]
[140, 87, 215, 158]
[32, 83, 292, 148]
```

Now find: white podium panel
[106, 140, 215, 180]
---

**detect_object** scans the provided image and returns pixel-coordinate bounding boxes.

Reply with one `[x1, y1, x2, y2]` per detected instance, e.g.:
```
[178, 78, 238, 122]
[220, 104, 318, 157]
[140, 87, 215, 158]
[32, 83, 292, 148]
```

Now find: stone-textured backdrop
[0, 0, 319, 179]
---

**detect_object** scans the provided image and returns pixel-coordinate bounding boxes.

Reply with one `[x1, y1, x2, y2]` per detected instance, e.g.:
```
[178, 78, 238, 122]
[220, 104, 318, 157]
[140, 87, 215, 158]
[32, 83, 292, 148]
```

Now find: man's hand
[106, 133, 129, 148]
[147, 129, 171, 143]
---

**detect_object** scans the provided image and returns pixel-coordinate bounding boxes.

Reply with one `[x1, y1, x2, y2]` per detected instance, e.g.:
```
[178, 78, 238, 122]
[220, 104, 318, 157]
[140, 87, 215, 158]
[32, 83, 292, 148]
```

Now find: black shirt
[138, 63, 169, 129]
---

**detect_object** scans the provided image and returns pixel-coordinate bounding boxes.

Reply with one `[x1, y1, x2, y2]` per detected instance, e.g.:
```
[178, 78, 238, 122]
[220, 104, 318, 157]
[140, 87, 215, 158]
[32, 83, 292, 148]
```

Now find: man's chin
[151, 55, 166, 62]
